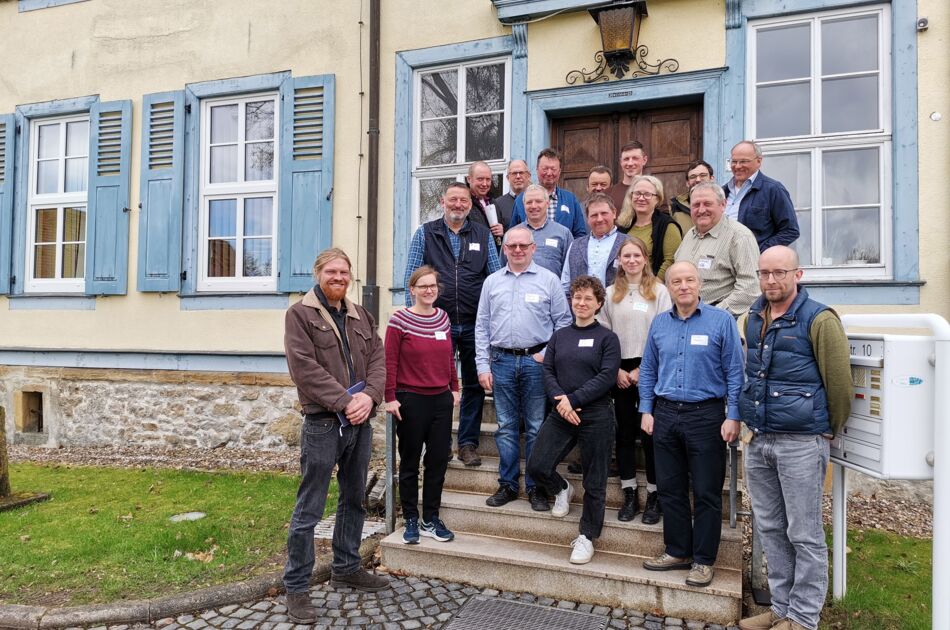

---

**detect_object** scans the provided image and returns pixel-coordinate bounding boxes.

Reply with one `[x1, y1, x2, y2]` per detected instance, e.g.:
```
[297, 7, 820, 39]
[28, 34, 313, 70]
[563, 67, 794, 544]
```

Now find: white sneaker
[551, 482, 574, 517]
[570, 534, 594, 564]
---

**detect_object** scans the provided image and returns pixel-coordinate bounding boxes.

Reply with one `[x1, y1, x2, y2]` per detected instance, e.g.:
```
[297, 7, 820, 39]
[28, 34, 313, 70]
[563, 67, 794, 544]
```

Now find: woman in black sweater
[526, 275, 621, 565]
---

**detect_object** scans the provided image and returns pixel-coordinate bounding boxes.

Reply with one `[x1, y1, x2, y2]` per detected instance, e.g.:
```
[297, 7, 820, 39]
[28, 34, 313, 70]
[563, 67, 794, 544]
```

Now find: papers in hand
[337, 380, 366, 428]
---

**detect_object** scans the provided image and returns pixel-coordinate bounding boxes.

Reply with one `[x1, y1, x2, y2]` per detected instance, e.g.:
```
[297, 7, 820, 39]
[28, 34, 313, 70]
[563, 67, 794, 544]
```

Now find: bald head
[760, 245, 799, 269]
[758, 245, 802, 308]
[665, 261, 703, 315]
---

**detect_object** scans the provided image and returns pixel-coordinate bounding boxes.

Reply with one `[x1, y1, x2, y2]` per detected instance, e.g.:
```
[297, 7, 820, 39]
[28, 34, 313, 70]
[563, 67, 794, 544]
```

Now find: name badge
[545, 238, 559, 248]
[690, 334, 709, 346]
[525, 293, 541, 303]
[560, 204, 571, 214]
[633, 302, 649, 312]
[469, 243, 481, 252]
[434, 331, 447, 341]
[578, 339, 594, 348]
[698, 256, 713, 270]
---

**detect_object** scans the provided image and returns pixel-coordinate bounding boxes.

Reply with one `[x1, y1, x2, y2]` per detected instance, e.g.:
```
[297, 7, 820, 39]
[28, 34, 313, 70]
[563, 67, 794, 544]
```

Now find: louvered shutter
[0, 114, 13, 294]
[85, 100, 132, 295]
[278, 74, 335, 293]
[137, 91, 185, 292]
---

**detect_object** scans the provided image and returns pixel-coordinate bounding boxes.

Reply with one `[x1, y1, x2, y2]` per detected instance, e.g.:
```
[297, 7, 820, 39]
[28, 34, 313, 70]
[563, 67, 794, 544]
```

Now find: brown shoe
[285, 592, 317, 623]
[739, 609, 782, 630]
[329, 568, 390, 592]
[771, 621, 809, 630]
[685, 563, 714, 587]
[643, 553, 692, 571]
[458, 444, 481, 467]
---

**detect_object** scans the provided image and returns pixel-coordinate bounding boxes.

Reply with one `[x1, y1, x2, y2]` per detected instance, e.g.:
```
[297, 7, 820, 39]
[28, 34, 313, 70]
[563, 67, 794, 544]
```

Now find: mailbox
[830, 333, 935, 480]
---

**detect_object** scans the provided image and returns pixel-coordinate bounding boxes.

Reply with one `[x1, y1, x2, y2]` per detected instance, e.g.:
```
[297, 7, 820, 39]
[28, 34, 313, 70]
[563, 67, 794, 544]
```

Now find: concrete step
[380, 530, 741, 625]
[437, 489, 742, 570]
[443, 456, 742, 518]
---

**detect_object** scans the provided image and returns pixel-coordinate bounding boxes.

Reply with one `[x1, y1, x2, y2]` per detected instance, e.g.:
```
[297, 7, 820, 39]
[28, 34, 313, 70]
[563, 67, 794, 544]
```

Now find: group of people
[279, 139, 853, 630]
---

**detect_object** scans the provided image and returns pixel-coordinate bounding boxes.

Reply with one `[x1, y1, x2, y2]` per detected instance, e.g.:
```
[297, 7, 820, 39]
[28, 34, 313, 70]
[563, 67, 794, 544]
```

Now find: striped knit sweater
[384, 307, 459, 402]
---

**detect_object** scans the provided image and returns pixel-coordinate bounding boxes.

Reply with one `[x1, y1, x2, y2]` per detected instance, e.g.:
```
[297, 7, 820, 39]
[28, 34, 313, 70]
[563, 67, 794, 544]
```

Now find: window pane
[756, 24, 810, 82]
[36, 160, 59, 194]
[418, 177, 456, 226]
[245, 142, 275, 181]
[245, 100, 275, 141]
[210, 145, 237, 183]
[65, 157, 88, 193]
[33, 244, 56, 278]
[420, 70, 458, 119]
[66, 121, 88, 157]
[34, 208, 57, 243]
[208, 239, 236, 277]
[37, 124, 60, 159]
[63, 206, 86, 242]
[208, 198, 237, 237]
[465, 113, 504, 162]
[756, 83, 810, 138]
[793, 209, 812, 266]
[211, 104, 238, 143]
[822, 15, 878, 75]
[420, 119, 457, 166]
[822, 75, 879, 133]
[244, 197, 273, 236]
[243, 238, 272, 277]
[466, 63, 505, 113]
[62, 243, 85, 278]
[764, 153, 811, 207]
[822, 207, 880, 265]
[823, 148, 879, 206]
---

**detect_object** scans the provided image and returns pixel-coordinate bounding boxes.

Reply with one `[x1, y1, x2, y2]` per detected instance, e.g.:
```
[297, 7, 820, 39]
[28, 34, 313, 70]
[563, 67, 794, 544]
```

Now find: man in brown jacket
[282, 247, 388, 623]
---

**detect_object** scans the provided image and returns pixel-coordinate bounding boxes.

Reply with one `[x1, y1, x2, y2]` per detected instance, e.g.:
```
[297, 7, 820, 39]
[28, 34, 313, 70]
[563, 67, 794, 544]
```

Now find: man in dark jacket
[283, 248, 389, 622]
[493, 159, 531, 234]
[724, 141, 799, 252]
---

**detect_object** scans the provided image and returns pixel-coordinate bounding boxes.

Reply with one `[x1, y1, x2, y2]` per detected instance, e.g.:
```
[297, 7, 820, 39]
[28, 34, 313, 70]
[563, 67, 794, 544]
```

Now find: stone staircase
[380, 402, 744, 624]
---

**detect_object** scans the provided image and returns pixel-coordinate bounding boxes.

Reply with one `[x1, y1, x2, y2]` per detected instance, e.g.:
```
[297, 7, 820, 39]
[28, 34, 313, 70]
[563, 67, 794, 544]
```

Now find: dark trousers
[613, 357, 655, 484]
[526, 404, 615, 539]
[284, 415, 371, 593]
[396, 390, 453, 522]
[653, 397, 726, 566]
[452, 323, 485, 449]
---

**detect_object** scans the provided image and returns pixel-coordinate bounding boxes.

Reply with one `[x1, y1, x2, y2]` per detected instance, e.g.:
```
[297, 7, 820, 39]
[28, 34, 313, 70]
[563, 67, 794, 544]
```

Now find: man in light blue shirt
[476, 226, 572, 512]
[514, 184, 573, 277]
[561, 193, 624, 294]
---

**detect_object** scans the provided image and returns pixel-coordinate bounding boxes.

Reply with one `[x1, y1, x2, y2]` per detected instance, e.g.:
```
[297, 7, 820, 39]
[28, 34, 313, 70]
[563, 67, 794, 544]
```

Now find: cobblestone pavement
[77, 574, 739, 630]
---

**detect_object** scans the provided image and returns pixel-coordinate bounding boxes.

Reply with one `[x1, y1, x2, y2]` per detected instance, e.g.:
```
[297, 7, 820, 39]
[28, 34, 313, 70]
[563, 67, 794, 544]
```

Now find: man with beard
[282, 248, 388, 623]
[508, 148, 587, 238]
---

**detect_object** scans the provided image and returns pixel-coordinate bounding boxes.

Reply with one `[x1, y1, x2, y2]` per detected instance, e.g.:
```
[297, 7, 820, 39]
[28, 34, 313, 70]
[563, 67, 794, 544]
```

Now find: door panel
[552, 115, 615, 200]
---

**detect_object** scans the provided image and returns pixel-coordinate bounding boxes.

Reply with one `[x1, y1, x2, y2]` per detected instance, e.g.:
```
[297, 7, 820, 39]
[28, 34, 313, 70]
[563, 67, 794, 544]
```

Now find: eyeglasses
[505, 243, 533, 251]
[756, 268, 798, 280]
[630, 191, 657, 199]
[412, 283, 439, 292]
[687, 172, 711, 182]
[729, 159, 757, 166]
[508, 170, 529, 177]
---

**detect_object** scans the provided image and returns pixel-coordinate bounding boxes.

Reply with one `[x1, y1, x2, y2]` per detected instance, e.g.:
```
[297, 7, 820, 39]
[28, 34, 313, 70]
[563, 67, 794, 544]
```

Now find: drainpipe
[362, 0, 381, 321]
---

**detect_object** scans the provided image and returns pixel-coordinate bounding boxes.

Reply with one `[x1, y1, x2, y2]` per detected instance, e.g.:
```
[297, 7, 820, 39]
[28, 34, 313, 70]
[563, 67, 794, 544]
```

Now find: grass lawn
[822, 528, 932, 629]
[0, 463, 337, 606]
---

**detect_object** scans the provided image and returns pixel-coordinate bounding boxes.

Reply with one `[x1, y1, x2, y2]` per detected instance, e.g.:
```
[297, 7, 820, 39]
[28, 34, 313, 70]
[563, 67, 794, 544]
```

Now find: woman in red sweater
[383, 265, 460, 545]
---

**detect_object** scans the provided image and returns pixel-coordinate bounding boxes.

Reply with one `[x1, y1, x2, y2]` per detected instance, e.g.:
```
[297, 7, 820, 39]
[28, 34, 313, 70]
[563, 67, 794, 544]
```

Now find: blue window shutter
[137, 91, 185, 292]
[0, 114, 14, 294]
[85, 100, 132, 295]
[278, 74, 335, 293]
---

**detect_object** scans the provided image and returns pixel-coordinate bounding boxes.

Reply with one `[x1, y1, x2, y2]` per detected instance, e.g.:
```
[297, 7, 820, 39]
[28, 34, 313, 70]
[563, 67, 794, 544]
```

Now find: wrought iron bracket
[566, 45, 679, 85]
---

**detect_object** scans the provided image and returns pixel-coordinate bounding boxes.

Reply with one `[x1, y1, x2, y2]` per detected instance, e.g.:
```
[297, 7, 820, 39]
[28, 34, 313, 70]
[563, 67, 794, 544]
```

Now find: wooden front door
[551, 103, 703, 206]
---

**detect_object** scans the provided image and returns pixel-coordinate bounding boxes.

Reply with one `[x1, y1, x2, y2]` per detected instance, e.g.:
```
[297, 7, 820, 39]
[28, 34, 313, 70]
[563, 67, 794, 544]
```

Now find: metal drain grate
[445, 596, 609, 630]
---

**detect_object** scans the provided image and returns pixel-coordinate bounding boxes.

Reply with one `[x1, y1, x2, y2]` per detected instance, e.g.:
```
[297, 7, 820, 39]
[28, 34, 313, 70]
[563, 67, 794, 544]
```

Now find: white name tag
[545, 238, 559, 248]
[525, 293, 541, 303]
[560, 204, 571, 214]
[691, 334, 709, 346]
[578, 339, 594, 348]
[633, 302, 649, 312]
[698, 256, 713, 270]
[434, 331, 447, 341]
[469, 243, 481, 252]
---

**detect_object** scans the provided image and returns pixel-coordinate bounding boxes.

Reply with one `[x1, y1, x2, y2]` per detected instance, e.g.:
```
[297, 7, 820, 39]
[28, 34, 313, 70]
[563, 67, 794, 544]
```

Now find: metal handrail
[384, 412, 396, 534]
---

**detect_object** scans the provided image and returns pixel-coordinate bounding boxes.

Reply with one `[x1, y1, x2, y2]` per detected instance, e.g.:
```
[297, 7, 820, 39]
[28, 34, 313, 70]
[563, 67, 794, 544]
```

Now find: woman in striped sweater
[383, 265, 460, 545]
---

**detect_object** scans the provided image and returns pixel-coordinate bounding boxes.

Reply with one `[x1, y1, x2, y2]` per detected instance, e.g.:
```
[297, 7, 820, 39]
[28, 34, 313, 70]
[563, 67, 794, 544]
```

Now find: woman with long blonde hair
[598, 236, 672, 524]
[615, 175, 682, 280]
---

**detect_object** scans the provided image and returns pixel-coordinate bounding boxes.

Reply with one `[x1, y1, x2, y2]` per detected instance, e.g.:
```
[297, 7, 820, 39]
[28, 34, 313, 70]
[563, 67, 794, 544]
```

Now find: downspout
[362, 0, 381, 320]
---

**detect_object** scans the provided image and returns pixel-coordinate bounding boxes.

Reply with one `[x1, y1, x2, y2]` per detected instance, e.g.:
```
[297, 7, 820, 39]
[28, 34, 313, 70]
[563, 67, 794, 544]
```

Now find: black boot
[618, 487, 638, 521]
[286, 592, 318, 623]
[641, 490, 662, 525]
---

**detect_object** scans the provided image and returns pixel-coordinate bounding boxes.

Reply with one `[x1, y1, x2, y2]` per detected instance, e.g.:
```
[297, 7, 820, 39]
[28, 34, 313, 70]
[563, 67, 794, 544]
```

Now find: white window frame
[198, 92, 279, 293]
[410, 57, 511, 233]
[25, 114, 89, 293]
[747, 4, 891, 280]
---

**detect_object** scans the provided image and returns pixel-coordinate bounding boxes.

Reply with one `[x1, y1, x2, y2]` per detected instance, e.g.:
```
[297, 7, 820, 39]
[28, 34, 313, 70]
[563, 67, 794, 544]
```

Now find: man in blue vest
[508, 148, 588, 238]
[404, 182, 502, 467]
[560, 193, 624, 295]
[738, 245, 852, 630]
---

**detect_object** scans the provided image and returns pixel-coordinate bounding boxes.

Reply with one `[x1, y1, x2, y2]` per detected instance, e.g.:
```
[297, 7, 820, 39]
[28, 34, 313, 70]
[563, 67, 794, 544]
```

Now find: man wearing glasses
[668, 159, 716, 234]
[475, 226, 572, 511]
[724, 141, 800, 252]
[493, 159, 532, 235]
[738, 245, 852, 630]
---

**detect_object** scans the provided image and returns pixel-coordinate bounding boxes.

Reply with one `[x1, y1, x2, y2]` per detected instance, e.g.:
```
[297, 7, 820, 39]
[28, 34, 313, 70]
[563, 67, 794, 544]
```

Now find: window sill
[800, 280, 924, 306]
[18, 0, 89, 12]
[178, 293, 290, 311]
[7, 295, 96, 310]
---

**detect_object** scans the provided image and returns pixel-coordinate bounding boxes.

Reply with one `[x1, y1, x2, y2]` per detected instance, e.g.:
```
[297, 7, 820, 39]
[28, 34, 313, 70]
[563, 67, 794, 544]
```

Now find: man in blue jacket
[509, 148, 587, 238]
[724, 141, 799, 252]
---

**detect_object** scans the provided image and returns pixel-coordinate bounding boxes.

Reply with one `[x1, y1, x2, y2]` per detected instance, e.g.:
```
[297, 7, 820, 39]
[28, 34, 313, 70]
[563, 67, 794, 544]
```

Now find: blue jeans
[491, 350, 546, 492]
[283, 415, 372, 593]
[745, 433, 830, 630]
[452, 323, 485, 449]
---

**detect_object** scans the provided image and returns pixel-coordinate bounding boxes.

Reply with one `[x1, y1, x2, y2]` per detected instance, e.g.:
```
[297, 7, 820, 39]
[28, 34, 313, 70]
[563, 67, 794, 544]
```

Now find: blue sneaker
[403, 517, 420, 544]
[420, 517, 455, 542]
